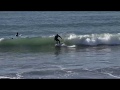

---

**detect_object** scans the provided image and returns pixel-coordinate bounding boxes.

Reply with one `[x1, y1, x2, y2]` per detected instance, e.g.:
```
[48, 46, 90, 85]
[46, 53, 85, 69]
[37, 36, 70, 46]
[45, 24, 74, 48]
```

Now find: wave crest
[66, 33, 120, 45]
[0, 33, 120, 52]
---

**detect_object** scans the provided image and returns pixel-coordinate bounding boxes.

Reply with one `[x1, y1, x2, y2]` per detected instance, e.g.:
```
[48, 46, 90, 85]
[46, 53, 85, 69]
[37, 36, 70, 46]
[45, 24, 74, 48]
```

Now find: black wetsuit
[54, 34, 62, 44]
[16, 32, 19, 37]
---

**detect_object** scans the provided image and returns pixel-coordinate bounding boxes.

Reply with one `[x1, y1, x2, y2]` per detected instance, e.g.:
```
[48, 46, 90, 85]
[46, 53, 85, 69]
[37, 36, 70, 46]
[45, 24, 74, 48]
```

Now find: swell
[0, 33, 120, 52]
[0, 37, 55, 52]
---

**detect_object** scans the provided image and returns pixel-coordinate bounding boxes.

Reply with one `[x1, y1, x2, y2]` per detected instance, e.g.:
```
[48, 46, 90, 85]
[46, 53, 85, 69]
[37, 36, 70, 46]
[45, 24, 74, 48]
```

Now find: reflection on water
[54, 47, 61, 56]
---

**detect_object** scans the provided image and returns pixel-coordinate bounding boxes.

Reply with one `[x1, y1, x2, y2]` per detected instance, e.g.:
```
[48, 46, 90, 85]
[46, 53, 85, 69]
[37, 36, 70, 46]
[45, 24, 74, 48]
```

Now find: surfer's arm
[59, 35, 62, 39]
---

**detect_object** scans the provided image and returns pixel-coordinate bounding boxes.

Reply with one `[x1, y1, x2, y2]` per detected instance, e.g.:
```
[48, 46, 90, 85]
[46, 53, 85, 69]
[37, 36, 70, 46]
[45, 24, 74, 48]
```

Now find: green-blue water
[0, 11, 120, 79]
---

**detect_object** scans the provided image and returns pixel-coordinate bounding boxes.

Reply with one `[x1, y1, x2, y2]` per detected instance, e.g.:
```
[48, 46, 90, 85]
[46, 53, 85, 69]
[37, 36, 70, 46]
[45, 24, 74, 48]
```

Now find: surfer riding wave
[54, 34, 62, 44]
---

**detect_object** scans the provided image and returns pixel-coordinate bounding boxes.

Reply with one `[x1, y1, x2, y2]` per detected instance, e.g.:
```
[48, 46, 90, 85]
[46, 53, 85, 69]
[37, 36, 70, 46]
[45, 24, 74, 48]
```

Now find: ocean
[0, 11, 120, 79]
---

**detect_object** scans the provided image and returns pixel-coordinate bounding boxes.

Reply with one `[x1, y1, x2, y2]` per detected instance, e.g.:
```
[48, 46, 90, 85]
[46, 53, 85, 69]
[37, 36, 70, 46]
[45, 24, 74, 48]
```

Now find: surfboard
[55, 43, 67, 47]
[55, 43, 76, 48]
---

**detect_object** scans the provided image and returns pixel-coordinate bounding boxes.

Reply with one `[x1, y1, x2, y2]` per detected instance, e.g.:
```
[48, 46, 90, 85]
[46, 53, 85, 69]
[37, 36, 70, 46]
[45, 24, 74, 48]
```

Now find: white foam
[0, 73, 23, 79]
[67, 45, 76, 48]
[0, 38, 4, 42]
[0, 76, 18, 79]
[104, 73, 120, 79]
[66, 33, 120, 46]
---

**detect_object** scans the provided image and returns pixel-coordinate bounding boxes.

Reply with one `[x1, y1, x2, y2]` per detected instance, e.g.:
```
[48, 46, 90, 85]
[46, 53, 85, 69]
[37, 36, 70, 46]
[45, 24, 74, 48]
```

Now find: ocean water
[0, 11, 120, 79]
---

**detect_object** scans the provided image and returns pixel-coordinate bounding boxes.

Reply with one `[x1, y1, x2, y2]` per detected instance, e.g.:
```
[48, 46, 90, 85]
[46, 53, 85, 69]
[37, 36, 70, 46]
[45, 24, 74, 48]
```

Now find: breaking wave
[1, 33, 120, 52]
[65, 33, 120, 46]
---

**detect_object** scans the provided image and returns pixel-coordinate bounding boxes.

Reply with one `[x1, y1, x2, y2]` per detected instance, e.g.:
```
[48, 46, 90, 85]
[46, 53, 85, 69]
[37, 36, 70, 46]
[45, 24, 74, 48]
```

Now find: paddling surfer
[16, 32, 19, 37]
[11, 32, 19, 39]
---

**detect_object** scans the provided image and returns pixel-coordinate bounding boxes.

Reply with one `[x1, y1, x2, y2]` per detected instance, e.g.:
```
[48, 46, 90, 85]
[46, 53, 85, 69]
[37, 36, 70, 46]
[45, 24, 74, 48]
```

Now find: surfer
[16, 32, 19, 37]
[54, 34, 62, 44]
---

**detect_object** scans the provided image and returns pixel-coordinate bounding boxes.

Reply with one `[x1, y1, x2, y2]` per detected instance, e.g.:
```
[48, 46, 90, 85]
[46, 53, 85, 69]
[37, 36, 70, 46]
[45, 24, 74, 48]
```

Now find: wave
[65, 33, 120, 46]
[0, 37, 55, 52]
[1, 33, 120, 52]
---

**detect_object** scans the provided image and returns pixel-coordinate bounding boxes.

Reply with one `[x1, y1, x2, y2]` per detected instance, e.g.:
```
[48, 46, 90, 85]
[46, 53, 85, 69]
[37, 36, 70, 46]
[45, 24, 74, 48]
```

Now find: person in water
[16, 32, 19, 37]
[54, 34, 62, 44]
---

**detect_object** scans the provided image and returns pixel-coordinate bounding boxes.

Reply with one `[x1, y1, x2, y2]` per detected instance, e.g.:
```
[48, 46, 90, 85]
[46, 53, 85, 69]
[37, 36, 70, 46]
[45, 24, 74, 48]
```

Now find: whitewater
[0, 11, 120, 79]
[1, 33, 120, 52]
